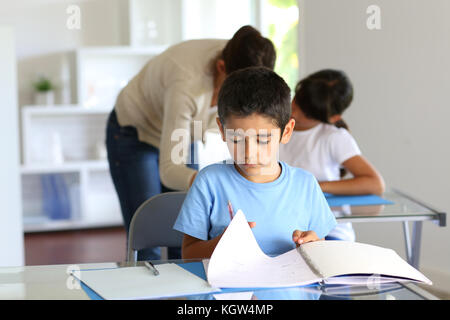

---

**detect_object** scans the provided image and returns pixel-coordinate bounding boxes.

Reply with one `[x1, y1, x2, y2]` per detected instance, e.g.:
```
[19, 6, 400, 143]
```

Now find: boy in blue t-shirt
[173, 67, 337, 258]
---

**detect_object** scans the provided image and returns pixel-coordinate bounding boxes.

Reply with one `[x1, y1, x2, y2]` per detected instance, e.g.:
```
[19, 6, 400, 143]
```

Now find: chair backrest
[126, 191, 187, 262]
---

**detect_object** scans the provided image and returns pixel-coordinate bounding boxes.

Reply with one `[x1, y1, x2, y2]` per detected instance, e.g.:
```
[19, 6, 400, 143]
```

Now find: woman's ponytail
[221, 25, 276, 74]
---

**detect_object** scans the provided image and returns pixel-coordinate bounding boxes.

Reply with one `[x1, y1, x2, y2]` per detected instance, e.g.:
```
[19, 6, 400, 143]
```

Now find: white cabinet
[20, 46, 165, 232]
[17, 2, 169, 233]
[20, 106, 122, 232]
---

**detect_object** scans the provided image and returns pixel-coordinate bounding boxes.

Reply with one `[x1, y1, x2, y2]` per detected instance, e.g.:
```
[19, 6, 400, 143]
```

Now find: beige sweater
[115, 39, 227, 191]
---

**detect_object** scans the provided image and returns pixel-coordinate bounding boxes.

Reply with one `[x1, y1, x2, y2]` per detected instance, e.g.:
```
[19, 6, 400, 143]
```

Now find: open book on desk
[204, 210, 432, 288]
[74, 263, 218, 300]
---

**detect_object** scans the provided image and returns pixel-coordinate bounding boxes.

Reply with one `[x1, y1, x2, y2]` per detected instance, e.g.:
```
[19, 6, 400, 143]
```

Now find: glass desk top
[0, 261, 439, 300]
[332, 190, 446, 226]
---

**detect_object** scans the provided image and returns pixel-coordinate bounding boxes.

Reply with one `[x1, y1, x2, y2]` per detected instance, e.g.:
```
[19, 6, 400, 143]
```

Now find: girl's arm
[319, 155, 385, 195]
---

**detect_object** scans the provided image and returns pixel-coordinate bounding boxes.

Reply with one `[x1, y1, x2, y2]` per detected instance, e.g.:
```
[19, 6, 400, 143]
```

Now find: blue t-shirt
[173, 161, 337, 256]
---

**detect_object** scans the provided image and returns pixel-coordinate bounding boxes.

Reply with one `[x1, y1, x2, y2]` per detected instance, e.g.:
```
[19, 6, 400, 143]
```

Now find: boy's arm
[182, 234, 223, 259]
[182, 221, 257, 259]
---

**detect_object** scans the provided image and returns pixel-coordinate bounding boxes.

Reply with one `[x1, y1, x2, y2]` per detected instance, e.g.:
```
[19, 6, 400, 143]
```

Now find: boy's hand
[292, 230, 320, 247]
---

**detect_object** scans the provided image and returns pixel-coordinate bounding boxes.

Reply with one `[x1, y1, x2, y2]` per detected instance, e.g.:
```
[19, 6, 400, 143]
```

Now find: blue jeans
[106, 109, 181, 261]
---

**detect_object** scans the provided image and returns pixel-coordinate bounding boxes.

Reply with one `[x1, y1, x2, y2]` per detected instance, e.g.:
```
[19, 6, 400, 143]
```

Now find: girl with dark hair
[106, 26, 276, 260]
[279, 69, 385, 241]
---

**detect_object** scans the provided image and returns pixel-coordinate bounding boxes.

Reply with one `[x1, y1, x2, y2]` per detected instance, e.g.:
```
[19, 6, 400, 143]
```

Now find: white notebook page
[300, 241, 432, 285]
[206, 210, 322, 288]
[77, 263, 218, 300]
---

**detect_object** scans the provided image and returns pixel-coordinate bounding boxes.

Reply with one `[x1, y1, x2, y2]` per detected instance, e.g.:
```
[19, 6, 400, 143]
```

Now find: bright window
[261, 0, 299, 91]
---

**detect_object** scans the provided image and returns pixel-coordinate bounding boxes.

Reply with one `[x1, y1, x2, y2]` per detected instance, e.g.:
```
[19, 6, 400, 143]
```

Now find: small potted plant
[33, 76, 55, 106]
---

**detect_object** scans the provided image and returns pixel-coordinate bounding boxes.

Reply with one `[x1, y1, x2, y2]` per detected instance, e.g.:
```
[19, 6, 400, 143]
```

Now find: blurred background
[0, 0, 449, 298]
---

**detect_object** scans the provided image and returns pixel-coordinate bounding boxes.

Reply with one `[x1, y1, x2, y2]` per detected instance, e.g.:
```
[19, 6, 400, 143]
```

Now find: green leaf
[33, 77, 54, 92]
[268, 0, 297, 9]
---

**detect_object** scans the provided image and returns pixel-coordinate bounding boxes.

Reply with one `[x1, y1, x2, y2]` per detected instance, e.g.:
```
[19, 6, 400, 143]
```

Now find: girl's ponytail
[333, 118, 349, 130]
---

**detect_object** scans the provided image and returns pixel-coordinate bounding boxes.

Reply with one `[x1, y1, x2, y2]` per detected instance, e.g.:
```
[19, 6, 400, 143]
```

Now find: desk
[332, 189, 446, 269]
[0, 261, 439, 300]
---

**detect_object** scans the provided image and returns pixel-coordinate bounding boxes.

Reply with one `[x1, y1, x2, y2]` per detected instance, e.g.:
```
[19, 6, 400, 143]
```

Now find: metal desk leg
[402, 221, 412, 263]
[403, 221, 422, 269]
[411, 221, 423, 269]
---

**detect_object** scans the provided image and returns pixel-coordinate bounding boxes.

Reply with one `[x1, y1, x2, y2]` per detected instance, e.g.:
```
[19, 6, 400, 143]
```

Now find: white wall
[299, 0, 450, 292]
[0, 26, 24, 267]
[181, 0, 255, 40]
[4, 0, 257, 107]
[0, 0, 129, 107]
[0, 0, 128, 59]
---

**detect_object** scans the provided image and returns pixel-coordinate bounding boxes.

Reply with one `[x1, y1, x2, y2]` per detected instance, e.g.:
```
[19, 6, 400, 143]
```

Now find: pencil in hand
[227, 200, 234, 221]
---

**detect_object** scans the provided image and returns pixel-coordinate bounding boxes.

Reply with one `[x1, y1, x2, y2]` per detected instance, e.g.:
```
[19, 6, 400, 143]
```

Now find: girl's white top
[279, 123, 362, 241]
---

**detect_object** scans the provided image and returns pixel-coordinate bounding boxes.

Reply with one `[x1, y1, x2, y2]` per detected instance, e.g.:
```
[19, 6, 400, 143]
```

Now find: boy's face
[217, 113, 295, 178]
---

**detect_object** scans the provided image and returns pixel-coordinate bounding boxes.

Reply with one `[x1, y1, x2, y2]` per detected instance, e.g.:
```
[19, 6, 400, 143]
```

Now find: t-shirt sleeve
[306, 176, 337, 239]
[329, 129, 362, 165]
[173, 173, 212, 240]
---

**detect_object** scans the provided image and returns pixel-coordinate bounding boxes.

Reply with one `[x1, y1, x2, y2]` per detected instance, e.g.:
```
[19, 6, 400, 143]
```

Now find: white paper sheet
[323, 276, 412, 286]
[206, 210, 322, 288]
[206, 210, 432, 289]
[300, 241, 432, 285]
[76, 263, 219, 300]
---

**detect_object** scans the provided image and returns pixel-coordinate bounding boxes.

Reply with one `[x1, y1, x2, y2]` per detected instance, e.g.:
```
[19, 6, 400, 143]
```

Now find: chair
[126, 191, 187, 262]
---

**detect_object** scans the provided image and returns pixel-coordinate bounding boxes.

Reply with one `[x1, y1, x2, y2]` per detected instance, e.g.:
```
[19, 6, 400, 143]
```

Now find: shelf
[23, 216, 123, 233]
[22, 105, 112, 115]
[18, 1, 180, 234]
[21, 108, 109, 165]
[76, 45, 169, 56]
[75, 45, 166, 109]
[21, 160, 109, 174]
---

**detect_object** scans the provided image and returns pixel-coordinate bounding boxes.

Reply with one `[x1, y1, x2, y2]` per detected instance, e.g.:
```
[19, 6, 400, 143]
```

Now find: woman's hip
[106, 109, 159, 160]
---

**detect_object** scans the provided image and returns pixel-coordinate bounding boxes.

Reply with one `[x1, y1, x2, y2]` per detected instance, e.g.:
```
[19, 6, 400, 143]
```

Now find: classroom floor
[24, 227, 127, 266]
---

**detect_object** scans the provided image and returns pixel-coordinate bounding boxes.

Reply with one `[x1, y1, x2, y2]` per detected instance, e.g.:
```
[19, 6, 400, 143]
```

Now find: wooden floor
[24, 227, 127, 266]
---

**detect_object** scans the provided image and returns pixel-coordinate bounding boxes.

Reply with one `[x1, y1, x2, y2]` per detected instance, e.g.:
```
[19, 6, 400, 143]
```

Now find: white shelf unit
[20, 44, 166, 232]
[21, 106, 123, 233]
[75, 46, 168, 108]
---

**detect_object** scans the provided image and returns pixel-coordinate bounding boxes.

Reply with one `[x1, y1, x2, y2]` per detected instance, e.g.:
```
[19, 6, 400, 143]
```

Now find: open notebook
[204, 210, 432, 288]
[74, 263, 218, 300]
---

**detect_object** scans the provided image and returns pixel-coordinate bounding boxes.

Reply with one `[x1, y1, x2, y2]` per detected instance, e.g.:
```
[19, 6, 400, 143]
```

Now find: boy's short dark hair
[218, 67, 291, 134]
